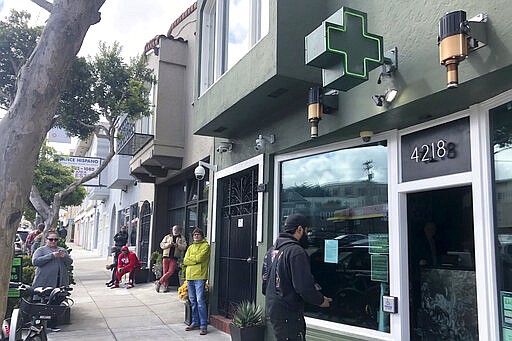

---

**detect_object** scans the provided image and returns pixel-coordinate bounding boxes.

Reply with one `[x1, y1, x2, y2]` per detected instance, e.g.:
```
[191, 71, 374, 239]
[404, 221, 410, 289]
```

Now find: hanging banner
[59, 156, 102, 187]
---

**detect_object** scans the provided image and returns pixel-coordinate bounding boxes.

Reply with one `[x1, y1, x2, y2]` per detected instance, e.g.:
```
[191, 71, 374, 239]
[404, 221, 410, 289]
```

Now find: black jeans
[269, 314, 306, 341]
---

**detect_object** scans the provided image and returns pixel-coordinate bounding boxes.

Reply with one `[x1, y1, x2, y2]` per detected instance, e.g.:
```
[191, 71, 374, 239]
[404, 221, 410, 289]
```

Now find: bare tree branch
[31, 0, 53, 13]
[29, 184, 51, 221]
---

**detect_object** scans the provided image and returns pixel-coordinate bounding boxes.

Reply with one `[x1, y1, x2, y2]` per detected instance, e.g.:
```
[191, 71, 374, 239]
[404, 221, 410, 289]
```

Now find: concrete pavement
[47, 244, 230, 341]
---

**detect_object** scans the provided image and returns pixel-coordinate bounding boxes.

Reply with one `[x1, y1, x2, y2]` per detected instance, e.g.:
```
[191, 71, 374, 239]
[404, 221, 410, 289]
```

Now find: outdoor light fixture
[308, 86, 323, 138]
[372, 89, 398, 107]
[254, 134, 275, 152]
[194, 161, 217, 181]
[306, 86, 339, 138]
[438, 11, 487, 89]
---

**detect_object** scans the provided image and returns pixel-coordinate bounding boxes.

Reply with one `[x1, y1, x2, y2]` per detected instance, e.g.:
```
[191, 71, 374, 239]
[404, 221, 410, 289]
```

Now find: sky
[0, 0, 196, 58]
[0, 0, 196, 152]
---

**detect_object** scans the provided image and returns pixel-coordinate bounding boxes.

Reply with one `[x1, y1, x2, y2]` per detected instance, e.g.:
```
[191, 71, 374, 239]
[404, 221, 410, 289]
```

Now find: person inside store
[113, 225, 129, 249]
[32, 231, 73, 332]
[155, 224, 187, 293]
[182, 227, 210, 336]
[262, 213, 331, 341]
[416, 221, 445, 266]
[105, 246, 121, 287]
[111, 245, 141, 289]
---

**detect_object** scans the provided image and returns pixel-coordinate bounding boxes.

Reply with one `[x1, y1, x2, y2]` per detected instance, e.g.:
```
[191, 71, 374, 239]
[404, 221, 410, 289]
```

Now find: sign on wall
[401, 117, 471, 182]
[305, 7, 383, 91]
[59, 156, 102, 187]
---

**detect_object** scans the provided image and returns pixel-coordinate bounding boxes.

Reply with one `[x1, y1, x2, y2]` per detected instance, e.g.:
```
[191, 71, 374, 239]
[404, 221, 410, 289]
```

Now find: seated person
[111, 246, 141, 289]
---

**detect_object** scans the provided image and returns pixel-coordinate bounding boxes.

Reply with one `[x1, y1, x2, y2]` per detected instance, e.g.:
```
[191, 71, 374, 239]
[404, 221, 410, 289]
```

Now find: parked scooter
[1, 282, 73, 341]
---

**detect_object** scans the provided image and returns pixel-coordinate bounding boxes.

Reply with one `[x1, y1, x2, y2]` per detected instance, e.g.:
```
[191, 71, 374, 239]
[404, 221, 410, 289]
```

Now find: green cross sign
[305, 7, 383, 91]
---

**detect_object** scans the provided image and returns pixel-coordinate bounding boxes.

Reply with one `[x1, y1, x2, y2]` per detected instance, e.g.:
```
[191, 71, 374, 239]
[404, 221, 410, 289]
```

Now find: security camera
[216, 141, 232, 153]
[360, 130, 374, 143]
[254, 134, 275, 152]
[254, 136, 265, 152]
[194, 165, 205, 180]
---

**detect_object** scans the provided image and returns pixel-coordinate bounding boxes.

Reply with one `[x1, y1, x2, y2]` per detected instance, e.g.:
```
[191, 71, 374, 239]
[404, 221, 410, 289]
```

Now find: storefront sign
[59, 156, 102, 187]
[8, 257, 22, 298]
[305, 7, 383, 91]
[401, 117, 471, 182]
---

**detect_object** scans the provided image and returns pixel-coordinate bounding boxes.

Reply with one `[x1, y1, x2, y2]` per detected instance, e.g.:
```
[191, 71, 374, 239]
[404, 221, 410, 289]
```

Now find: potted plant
[229, 301, 265, 341]
[150, 251, 163, 281]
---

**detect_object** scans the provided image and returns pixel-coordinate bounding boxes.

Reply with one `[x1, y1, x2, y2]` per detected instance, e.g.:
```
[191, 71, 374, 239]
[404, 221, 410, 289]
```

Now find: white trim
[212, 154, 264, 245]
[469, 102, 500, 341]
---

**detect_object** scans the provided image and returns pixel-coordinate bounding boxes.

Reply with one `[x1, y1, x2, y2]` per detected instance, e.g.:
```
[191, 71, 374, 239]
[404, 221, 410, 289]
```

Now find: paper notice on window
[324, 240, 338, 263]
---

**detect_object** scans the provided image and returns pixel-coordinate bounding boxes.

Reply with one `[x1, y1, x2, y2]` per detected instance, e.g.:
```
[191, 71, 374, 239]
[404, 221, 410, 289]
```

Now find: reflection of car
[308, 235, 380, 329]
[14, 233, 23, 256]
[17, 228, 31, 244]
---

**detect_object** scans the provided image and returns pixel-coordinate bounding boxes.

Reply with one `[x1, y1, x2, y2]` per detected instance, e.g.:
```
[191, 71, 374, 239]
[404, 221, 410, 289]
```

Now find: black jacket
[113, 231, 128, 248]
[262, 233, 323, 318]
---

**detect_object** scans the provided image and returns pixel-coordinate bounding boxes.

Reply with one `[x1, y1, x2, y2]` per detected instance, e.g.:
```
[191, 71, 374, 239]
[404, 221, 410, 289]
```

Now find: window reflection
[280, 143, 390, 332]
[490, 101, 512, 340]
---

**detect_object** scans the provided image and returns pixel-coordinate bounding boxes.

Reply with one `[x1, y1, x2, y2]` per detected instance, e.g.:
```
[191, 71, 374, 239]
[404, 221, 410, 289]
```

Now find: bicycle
[2, 282, 73, 341]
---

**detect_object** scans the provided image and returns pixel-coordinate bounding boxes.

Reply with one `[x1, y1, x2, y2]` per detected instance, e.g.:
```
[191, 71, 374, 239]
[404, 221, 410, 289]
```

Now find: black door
[139, 201, 151, 267]
[217, 167, 258, 316]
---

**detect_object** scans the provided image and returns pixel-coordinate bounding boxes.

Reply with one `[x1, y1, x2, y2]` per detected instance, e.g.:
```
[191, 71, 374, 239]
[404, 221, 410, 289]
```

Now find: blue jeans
[188, 279, 207, 329]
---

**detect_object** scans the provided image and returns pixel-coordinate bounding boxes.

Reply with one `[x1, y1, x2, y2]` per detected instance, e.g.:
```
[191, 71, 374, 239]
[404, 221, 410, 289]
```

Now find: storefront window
[167, 173, 209, 242]
[490, 101, 512, 340]
[280, 143, 390, 332]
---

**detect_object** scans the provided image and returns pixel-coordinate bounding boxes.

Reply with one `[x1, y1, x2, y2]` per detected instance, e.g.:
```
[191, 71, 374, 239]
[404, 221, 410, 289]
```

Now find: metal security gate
[217, 167, 258, 316]
[139, 201, 151, 266]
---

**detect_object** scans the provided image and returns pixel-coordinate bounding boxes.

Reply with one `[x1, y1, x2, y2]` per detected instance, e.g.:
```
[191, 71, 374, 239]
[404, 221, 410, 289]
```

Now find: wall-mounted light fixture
[216, 141, 233, 153]
[438, 11, 487, 89]
[306, 87, 339, 138]
[194, 161, 217, 181]
[372, 88, 398, 107]
[254, 134, 275, 152]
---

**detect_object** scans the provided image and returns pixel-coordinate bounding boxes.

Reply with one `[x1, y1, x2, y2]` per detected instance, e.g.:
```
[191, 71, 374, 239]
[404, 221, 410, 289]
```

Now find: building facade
[133, 4, 214, 258]
[192, 0, 512, 340]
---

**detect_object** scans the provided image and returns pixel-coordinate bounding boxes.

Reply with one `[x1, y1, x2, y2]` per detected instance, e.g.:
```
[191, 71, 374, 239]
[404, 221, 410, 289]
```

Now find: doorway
[217, 167, 259, 317]
[407, 186, 478, 340]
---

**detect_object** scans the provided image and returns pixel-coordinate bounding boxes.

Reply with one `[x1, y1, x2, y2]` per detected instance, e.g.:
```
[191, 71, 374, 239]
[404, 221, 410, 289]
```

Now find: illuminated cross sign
[305, 7, 383, 91]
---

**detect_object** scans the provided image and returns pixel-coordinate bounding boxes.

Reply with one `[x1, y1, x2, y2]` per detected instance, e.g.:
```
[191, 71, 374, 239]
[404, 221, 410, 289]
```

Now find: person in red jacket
[111, 246, 141, 289]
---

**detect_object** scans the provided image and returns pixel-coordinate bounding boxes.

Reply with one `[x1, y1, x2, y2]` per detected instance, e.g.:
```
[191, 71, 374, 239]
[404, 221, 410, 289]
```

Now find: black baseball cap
[284, 213, 309, 232]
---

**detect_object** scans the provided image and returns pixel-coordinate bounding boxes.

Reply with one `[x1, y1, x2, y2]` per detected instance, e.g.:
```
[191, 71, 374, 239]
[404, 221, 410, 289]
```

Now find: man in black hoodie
[262, 213, 331, 341]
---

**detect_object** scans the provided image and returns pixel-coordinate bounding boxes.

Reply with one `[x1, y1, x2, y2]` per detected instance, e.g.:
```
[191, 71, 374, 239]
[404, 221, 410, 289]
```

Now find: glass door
[407, 186, 478, 341]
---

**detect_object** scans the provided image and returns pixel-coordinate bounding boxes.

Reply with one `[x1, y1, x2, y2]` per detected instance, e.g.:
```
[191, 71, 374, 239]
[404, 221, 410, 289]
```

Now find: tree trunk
[0, 0, 106, 321]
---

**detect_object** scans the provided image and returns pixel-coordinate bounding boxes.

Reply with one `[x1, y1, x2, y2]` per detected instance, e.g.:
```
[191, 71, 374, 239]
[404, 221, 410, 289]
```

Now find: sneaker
[126, 283, 134, 289]
[185, 325, 199, 331]
[110, 283, 119, 289]
[49, 327, 61, 332]
[155, 281, 161, 292]
[200, 329, 208, 335]
[162, 285, 168, 293]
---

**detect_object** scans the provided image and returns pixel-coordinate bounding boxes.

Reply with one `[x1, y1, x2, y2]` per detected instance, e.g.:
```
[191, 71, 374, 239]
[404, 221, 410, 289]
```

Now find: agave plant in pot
[229, 301, 265, 341]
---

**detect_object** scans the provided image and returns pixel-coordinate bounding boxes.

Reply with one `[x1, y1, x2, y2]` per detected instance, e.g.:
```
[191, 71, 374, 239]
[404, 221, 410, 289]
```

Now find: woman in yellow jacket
[183, 227, 210, 335]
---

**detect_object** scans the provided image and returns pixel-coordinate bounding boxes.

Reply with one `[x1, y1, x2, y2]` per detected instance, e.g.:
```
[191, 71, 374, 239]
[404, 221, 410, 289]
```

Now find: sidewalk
[47, 244, 230, 341]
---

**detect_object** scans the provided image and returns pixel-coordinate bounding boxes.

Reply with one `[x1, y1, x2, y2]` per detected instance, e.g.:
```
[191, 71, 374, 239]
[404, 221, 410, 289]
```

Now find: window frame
[274, 132, 398, 339]
[199, 0, 269, 94]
